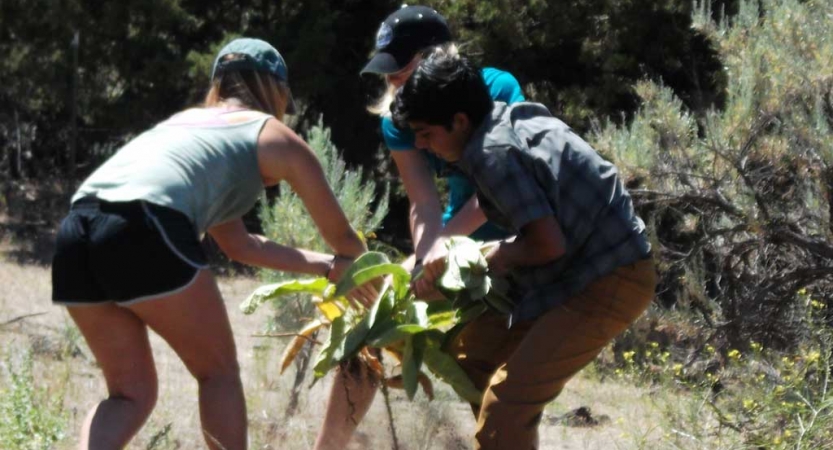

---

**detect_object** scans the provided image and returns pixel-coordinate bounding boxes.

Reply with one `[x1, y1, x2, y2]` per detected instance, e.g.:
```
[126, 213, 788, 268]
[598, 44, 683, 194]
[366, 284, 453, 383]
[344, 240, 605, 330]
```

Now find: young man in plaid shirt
[392, 53, 658, 450]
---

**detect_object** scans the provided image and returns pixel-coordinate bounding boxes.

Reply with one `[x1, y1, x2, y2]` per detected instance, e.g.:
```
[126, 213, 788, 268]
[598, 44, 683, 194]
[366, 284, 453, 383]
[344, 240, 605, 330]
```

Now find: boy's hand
[413, 284, 447, 302]
[484, 241, 511, 277]
[411, 238, 448, 299]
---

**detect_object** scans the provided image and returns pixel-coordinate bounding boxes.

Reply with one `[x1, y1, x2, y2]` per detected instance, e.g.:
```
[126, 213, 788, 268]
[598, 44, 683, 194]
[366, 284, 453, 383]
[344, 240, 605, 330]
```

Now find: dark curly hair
[391, 53, 493, 131]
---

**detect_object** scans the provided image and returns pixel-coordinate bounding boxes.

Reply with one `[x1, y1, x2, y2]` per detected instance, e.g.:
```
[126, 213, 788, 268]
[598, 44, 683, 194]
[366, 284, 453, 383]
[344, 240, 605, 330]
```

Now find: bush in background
[593, 0, 833, 351]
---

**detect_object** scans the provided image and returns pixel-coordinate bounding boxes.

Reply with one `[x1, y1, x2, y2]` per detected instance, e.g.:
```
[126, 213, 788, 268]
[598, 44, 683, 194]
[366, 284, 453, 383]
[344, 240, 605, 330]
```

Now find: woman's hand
[327, 256, 379, 309]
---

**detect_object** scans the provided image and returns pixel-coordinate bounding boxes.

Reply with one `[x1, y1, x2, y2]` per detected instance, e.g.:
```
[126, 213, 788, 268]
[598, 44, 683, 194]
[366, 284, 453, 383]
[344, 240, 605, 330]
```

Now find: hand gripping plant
[240, 236, 515, 402]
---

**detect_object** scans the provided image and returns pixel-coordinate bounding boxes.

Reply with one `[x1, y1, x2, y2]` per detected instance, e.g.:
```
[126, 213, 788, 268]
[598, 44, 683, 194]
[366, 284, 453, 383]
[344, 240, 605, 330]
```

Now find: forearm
[440, 196, 487, 237]
[325, 230, 367, 259]
[410, 202, 443, 260]
[490, 235, 563, 271]
[230, 234, 334, 277]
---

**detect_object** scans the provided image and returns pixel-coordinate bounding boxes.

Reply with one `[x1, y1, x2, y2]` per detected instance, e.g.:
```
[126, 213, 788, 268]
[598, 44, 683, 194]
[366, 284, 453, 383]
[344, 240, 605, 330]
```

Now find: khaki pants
[446, 258, 658, 450]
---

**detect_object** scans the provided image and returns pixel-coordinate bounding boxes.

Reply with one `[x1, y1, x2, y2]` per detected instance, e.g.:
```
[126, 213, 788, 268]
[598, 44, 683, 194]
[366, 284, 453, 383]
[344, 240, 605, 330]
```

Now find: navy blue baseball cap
[361, 5, 452, 75]
[211, 38, 298, 114]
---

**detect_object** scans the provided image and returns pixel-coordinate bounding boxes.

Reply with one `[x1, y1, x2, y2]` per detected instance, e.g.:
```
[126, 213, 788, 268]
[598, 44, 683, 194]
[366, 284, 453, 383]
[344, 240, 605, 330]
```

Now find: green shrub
[603, 293, 831, 449]
[0, 350, 66, 450]
[592, 0, 833, 350]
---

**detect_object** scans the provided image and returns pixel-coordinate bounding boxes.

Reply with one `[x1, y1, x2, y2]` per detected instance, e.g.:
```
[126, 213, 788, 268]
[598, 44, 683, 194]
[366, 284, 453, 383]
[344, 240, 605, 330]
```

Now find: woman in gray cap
[314, 5, 526, 449]
[52, 38, 369, 450]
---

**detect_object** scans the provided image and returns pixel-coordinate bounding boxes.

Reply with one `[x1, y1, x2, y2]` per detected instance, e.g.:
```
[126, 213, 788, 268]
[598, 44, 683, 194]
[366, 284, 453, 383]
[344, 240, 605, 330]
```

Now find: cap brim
[360, 52, 403, 75]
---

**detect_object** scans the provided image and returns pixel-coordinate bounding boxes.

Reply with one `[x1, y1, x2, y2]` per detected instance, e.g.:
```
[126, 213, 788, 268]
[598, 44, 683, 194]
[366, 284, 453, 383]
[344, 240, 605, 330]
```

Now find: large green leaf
[481, 277, 515, 314]
[439, 256, 466, 292]
[428, 310, 457, 329]
[333, 252, 391, 297]
[366, 324, 427, 348]
[457, 302, 488, 324]
[240, 278, 330, 314]
[352, 263, 411, 298]
[367, 289, 395, 331]
[407, 301, 430, 328]
[333, 313, 371, 363]
[402, 334, 427, 400]
[313, 315, 346, 379]
[439, 237, 490, 296]
[422, 346, 482, 405]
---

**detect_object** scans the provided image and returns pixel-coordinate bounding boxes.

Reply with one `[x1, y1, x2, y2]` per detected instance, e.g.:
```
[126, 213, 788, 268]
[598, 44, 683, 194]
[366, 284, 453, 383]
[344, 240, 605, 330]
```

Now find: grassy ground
[0, 226, 743, 450]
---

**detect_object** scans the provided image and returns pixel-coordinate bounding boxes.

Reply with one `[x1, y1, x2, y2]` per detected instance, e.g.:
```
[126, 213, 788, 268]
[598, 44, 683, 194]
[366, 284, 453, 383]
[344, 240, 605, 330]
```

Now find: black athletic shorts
[51, 197, 209, 306]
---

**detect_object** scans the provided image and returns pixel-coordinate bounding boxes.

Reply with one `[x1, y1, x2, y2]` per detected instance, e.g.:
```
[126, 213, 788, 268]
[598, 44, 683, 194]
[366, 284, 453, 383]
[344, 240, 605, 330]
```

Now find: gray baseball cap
[212, 38, 298, 114]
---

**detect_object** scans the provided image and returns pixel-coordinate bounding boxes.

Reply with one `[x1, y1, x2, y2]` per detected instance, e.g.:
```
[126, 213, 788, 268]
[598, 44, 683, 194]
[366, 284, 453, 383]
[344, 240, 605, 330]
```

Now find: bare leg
[128, 270, 246, 450]
[68, 304, 158, 450]
[313, 358, 379, 450]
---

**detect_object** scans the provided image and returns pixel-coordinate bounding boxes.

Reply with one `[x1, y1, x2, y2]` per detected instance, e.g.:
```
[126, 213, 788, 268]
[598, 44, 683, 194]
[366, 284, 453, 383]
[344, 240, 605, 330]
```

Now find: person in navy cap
[313, 5, 526, 449]
[51, 38, 372, 450]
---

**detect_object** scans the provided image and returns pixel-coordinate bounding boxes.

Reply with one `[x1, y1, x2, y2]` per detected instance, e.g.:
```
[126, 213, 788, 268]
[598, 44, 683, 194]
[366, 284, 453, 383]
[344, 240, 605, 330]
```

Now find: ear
[452, 112, 471, 134]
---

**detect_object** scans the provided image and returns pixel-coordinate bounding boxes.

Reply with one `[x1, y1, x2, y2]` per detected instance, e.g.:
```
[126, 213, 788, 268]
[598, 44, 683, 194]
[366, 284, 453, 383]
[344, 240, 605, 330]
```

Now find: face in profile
[409, 113, 471, 163]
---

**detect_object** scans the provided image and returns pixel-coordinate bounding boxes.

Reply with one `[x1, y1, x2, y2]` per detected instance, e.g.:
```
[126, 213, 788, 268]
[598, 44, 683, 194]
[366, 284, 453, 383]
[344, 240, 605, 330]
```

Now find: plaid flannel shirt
[455, 102, 651, 325]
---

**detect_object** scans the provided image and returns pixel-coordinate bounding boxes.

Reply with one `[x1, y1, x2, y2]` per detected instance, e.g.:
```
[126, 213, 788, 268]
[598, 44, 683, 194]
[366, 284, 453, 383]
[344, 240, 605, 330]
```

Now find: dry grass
[1, 238, 689, 450]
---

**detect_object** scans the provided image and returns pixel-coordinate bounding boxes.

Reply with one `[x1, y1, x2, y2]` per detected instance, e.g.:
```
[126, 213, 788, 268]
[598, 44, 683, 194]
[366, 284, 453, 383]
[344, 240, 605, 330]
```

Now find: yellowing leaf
[315, 299, 343, 321]
[280, 319, 326, 374]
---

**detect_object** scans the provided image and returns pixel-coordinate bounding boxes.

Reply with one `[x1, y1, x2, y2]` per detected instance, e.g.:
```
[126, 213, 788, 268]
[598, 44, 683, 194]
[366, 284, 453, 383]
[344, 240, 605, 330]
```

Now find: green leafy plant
[241, 236, 511, 404]
[0, 350, 66, 450]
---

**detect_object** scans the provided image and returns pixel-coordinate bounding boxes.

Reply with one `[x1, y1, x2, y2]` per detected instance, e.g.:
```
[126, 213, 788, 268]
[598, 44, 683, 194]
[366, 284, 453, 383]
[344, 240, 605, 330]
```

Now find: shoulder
[381, 114, 415, 151]
[256, 118, 308, 160]
[481, 67, 525, 104]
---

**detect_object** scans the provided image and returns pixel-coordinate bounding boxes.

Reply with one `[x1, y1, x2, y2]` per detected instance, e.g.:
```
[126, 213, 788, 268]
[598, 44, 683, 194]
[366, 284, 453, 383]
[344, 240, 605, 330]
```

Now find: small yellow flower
[650, 342, 659, 349]
[811, 300, 825, 309]
[623, 351, 636, 363]
[728, 349, 741, 360]
[673, 363, 683, 375]
[706, 345, 715, 354]
[806, 351, 821, 364]
[784, 430, 792, 438]
[743, 399, 756, 410]
[750, 341, 762, 352]
[797, 288, 807, 296]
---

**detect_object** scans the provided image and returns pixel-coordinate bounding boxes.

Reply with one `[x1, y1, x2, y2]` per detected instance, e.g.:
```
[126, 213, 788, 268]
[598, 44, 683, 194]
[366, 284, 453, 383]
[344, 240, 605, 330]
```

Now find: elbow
[222, 246, 246, 264]
[532, 236, 565, 265]
[539, 245, 563, 264]
[220, 239, 258, 265]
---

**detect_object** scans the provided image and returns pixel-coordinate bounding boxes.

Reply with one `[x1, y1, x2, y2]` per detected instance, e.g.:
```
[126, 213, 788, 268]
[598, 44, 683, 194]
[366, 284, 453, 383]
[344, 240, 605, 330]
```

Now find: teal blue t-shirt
[381, 67, 525, 241]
